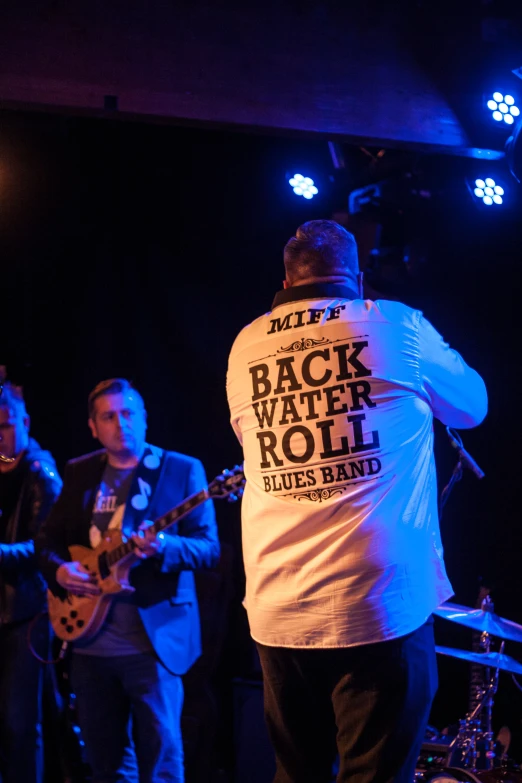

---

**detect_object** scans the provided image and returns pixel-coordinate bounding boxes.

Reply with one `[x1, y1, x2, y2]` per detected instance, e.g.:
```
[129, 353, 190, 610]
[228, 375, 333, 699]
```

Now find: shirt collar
[272, 282, 359, 309]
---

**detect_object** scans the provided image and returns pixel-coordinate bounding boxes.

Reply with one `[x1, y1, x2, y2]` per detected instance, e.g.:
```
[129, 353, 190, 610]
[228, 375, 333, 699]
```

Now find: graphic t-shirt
[74, 463, 153, 656]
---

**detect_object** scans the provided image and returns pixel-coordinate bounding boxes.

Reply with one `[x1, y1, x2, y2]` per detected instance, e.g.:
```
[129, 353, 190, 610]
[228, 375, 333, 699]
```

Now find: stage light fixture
[473, 177, 504, 206]
[288, 174, 318, 200]
[506, 118, 522, 183]
[487, 92, 519, 125]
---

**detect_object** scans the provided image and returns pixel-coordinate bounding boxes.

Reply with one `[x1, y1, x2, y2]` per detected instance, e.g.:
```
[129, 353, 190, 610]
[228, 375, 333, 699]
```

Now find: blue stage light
[473, 177, 504, 206]
[487, 93, 519, 125]
[289, 174, 319, 199]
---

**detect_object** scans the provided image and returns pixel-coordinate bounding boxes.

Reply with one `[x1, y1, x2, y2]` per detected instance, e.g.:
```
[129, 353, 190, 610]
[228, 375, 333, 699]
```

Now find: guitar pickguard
[48, 536, 137, 642]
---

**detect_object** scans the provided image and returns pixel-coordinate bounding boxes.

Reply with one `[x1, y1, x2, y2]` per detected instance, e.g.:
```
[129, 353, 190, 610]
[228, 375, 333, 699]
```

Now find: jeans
[256, 618, 438, 783]
[0, 617, 48, 783]
[71, 652, 184, 783]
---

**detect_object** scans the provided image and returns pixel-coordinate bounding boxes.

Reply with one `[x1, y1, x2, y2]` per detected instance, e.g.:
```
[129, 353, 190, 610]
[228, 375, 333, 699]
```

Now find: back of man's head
[283, 220, 359, 288]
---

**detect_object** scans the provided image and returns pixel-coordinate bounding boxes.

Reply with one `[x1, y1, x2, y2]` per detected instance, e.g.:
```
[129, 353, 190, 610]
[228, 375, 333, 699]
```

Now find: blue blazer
[36, 445, 220, 675]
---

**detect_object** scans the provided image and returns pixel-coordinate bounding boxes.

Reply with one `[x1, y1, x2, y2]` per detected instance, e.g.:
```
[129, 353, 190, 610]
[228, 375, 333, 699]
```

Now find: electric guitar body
[48, 465, 245, 642]
[49, 535, 137, 642]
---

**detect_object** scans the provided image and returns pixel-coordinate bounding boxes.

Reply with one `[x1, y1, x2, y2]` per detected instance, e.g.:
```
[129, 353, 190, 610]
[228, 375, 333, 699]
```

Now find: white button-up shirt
[227, 284, 488, 648]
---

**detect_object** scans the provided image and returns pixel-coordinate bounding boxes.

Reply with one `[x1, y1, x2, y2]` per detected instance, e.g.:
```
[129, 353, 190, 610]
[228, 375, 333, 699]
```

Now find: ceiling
[0, 0, 520, 157]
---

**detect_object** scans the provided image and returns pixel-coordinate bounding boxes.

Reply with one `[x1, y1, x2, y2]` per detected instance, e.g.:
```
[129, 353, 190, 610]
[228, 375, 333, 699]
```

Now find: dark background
[2, 105, 522, 772]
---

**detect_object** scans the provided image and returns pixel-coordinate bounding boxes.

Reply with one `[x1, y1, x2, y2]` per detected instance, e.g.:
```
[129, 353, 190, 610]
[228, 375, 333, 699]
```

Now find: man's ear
[88, 417, 97, 440]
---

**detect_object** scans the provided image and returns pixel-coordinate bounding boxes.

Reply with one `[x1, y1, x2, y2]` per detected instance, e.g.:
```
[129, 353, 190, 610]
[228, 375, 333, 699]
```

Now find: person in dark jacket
[0, 378, 62, 783]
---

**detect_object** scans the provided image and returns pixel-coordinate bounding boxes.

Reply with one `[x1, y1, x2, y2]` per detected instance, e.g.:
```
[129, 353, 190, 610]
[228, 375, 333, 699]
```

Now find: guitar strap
[120, 443, 168, 534]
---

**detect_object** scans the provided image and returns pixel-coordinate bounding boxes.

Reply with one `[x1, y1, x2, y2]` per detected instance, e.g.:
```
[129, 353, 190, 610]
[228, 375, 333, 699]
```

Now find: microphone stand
[439, 427, 484, 520]
[440, 457, 463, 517]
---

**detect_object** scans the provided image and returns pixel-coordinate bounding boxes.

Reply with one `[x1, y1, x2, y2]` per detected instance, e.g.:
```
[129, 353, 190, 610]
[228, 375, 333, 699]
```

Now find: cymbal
[436, 645, 522, 675]
[434, 602, 522, 643]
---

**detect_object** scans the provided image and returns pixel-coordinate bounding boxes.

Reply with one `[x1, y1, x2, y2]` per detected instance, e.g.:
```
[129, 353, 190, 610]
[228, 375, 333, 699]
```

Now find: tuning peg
[222, 468, 231, 476]
[238, 488, 244, 498]
[227, 493, 238, 503]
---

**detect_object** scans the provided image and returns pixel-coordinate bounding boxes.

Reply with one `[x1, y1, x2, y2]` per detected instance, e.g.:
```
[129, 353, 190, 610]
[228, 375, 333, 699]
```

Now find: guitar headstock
[208, 465, 245, 502]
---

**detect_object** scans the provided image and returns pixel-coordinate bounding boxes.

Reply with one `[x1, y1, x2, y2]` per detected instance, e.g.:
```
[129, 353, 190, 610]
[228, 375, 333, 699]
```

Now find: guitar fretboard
[105, 488, 209, 567]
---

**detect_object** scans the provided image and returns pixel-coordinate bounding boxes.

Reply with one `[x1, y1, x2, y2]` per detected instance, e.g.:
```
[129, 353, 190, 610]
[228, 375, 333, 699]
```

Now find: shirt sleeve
[35, 460, 76, 590]
[0, 462, 62, 572]
[226, 350, 244, 447]
[159, 457, 221, 574]
[418, 314, 488, 428]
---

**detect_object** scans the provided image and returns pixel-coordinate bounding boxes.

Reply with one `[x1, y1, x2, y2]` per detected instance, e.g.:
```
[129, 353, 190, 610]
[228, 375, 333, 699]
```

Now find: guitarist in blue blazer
[36, 378, 220, 783]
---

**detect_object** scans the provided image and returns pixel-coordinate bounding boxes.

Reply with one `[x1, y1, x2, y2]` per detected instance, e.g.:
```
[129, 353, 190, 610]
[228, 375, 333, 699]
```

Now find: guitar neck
[106, 487, 210, 567]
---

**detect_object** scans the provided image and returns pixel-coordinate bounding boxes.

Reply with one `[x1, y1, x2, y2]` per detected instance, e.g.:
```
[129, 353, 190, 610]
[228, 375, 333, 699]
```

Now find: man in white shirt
[226, 219, 488, 783]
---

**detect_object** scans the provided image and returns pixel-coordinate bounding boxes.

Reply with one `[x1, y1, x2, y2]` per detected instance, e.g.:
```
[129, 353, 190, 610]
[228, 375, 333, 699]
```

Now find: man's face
[0, 404, 30, 460]
[88, 390, 147, 461]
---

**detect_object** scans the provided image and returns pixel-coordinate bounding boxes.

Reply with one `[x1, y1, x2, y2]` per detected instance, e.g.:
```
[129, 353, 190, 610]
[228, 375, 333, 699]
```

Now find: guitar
[48, 465, 245, 642]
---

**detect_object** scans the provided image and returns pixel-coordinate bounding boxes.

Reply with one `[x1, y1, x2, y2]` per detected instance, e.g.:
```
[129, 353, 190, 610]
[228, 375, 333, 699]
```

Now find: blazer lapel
[81, 452, 107, 545]
[121, 444, 166, 534]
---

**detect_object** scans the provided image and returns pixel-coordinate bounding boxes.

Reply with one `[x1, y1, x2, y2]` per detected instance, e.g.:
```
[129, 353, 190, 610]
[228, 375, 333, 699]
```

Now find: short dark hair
[284, 219, 359, 285]
[87, 378, 144, 418]
[0, 380, 28, 416]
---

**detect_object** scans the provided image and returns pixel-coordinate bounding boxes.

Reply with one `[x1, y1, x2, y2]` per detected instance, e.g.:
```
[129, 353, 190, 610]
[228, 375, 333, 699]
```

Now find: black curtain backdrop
[2, 108, 522, 765]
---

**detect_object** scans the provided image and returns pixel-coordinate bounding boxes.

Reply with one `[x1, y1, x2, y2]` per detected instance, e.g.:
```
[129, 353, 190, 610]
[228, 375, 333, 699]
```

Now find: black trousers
[0, 617, 48, 783]
[71, 652, 184, 783]
[256, 618, 437, 783]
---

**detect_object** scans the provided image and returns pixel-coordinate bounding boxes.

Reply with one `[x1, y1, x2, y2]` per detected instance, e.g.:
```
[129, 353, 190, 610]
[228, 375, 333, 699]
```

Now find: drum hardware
[433, 600, 522, 646]
[416, 739, 455, 772]
[421, 599, 522, 781]
[435, 645, 522, 677]
[497, 727, 512, 763]
[417, 768, 522, 783]
[416, 650, 509, 781]
[448, 644, 503, 773]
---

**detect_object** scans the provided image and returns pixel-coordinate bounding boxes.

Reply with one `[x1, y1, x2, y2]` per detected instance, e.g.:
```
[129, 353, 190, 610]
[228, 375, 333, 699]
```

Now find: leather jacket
[0, 438, 62, 625]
